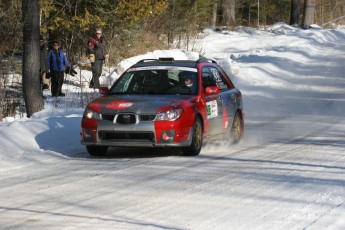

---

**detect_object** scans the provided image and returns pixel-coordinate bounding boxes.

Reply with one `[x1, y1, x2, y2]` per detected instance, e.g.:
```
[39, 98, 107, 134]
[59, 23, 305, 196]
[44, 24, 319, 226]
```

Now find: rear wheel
[182, 117, 203, 156]
[229, 112, 242, 144]
[86, 145, 108, 156]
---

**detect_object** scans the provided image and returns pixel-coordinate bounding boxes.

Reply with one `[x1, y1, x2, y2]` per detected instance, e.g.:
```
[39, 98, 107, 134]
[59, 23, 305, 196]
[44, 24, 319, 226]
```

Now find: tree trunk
[211, 2, 217, 29]
[22, 0, 44, 117]
[290, 0, 299, 26]
[222, 0, 236, 26]
[303, 0, 316, 28]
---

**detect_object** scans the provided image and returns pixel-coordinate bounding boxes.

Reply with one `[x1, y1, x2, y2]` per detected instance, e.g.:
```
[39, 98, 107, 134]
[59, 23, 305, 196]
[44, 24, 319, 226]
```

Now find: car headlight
[156, 109, 183, 121]
[83, 107, 101, 120]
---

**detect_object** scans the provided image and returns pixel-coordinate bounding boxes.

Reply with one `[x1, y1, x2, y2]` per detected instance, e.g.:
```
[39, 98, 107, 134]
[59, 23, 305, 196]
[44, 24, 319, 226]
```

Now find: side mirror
[205, 86, 220, 95]
[99, 86, 109, 96]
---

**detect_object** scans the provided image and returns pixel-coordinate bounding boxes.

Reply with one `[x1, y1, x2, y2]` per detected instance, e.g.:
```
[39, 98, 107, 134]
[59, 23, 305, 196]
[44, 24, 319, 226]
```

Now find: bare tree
[303, 0, 316, 28]
[22, 0, 44, 117]
[211, 1, 218, 29]
[290, 0, 299, 26]
[222, 0, 236, 26]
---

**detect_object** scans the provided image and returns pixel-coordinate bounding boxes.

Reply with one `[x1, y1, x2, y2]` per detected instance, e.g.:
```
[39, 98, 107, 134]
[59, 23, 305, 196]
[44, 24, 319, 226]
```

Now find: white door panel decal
[206, 100, 218, 119]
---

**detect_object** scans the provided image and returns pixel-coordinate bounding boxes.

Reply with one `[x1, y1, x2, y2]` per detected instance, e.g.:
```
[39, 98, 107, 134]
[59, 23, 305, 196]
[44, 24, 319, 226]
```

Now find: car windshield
[109, 66, 198, 95]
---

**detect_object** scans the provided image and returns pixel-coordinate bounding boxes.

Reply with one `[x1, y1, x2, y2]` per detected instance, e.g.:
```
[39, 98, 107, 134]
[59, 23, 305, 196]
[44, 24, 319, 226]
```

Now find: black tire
[86, 145, 108, 156]
[229, 112, 242, 144]
[182, 117, 203, 156]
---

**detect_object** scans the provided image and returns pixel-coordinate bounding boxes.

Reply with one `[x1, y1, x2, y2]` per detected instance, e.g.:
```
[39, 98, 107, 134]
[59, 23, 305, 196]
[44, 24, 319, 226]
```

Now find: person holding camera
[87, 28, 107, 89]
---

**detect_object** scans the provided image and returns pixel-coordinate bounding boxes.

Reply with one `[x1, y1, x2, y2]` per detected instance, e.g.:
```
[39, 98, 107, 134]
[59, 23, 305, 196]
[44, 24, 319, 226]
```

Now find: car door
[203, 66, 237, 135]
[212, 66, 238, 131]
[202, 66, 224, 135]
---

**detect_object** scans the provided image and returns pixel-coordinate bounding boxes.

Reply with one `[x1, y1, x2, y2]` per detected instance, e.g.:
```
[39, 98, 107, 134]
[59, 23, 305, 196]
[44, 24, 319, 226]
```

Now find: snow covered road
[1, 115, 345, 229]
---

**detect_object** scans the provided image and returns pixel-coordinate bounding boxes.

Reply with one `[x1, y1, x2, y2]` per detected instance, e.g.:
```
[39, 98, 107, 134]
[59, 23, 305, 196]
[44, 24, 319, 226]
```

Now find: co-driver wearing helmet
[184, 77, 193, 88]
[167, 71, 196, 94]
[178, 71, 195, 94]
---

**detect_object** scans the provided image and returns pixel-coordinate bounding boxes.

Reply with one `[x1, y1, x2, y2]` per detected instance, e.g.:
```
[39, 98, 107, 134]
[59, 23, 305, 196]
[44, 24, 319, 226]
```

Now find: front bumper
[81, 119, 193, 147]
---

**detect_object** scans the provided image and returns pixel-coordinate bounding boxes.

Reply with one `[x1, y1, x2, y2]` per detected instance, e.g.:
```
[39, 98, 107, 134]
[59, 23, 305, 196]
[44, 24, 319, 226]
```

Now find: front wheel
[182, 117, 203, 156]
[86, 145, 108, 156]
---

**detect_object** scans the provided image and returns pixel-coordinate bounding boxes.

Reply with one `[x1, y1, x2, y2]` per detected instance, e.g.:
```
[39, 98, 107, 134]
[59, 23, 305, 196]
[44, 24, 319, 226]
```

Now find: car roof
[131, 57, 217, 69]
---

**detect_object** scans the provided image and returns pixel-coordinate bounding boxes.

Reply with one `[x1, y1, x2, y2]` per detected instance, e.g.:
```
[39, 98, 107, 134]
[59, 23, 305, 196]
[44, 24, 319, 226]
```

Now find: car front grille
[140, 114, 156, 121]
[102, 114, 115, 121]
[102, 113, 156, 123]
[116, 114, 136, 124]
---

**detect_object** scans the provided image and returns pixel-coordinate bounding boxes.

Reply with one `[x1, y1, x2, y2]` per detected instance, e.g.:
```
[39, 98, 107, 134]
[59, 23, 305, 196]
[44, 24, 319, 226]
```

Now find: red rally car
[81, 57, 244, 156]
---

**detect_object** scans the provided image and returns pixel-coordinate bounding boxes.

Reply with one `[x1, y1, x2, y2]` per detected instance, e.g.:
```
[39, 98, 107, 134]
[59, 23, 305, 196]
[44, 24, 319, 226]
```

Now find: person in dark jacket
[87, 28, 107, 89]
[46, 41, 71, 97]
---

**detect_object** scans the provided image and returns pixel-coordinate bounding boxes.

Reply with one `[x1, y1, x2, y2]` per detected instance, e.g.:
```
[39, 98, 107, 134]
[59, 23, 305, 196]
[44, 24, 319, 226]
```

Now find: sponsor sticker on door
[206, 100, 218, 119]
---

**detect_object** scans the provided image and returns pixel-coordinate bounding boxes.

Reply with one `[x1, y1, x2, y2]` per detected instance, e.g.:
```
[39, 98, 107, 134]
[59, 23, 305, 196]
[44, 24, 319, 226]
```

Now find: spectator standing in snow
[87, 28, 107, 89]
[46, 41, 71, 97]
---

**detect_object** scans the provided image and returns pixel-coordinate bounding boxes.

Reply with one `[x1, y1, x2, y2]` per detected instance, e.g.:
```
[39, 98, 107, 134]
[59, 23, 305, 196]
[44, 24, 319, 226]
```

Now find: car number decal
[206, 100, 218, 119]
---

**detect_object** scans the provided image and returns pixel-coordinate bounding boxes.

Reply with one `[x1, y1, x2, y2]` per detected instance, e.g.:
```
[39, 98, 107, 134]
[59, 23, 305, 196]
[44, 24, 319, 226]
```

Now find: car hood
[87, 94, 196, 114]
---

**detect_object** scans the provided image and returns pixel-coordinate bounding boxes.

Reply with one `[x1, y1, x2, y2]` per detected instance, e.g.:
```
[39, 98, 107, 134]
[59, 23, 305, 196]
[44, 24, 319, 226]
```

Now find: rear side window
[202, 66, 229, 90]
[209, 67, 229, 90]
[202, 67, 216, 88]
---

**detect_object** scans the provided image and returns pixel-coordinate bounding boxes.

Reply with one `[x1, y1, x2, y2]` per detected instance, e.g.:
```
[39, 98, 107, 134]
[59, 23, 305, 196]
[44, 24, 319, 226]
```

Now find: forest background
[1, 0, 345, 118]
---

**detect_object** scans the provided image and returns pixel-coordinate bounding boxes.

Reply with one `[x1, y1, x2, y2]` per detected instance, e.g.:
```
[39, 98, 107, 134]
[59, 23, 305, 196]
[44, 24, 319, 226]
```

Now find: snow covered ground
[1, 23, 345, 229]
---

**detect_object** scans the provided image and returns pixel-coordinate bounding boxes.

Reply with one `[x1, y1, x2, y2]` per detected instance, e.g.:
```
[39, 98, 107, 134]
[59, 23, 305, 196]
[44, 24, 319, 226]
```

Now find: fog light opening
[161, 130, 175, 143]
[162, 133, 170, 141]
[82, 129, 94, 141]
